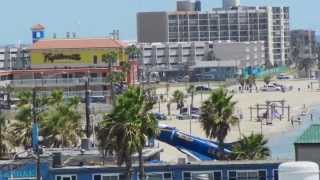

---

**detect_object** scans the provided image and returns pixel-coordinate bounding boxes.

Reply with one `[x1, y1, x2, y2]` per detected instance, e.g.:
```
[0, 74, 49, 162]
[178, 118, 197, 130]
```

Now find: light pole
[32, 88, 41, 180]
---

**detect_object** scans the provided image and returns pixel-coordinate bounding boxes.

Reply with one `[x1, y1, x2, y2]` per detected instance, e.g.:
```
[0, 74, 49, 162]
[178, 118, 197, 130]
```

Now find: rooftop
[31, 24, 45, 30]
[31, 38, 127, 50]
[295, 124, 320, 144]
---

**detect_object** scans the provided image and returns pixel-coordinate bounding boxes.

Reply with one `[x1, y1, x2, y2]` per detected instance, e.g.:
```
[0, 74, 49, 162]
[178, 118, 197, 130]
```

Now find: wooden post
[281, 100, 285, 115]
[266, 101, 270, 123]
[288, 106, 290, 122]
[250, 106, 253, 121]
[257, 104, 259, 121]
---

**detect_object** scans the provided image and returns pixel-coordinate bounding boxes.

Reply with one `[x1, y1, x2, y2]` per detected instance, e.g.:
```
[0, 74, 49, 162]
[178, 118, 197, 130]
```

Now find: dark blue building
[0, 159, 283, 180]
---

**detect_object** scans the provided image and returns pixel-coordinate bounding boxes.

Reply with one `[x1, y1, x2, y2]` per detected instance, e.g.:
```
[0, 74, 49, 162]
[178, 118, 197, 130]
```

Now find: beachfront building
[137, 0, 290, 67]
[135, 40, 265, 81]
[0, 156, 283, 180]
[0, 25, 138, 102]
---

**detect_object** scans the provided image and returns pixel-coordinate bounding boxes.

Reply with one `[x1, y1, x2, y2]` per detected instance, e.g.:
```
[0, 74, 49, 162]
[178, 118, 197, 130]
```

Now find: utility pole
[108, 59, 115, 107]
[32, 88, 41, 180]
[85, 80, 91, 139]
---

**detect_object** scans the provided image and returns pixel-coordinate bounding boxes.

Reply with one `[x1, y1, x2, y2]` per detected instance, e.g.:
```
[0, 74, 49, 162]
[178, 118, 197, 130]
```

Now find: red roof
[31, 24, 45, 30]
[32, 38, 128, 50]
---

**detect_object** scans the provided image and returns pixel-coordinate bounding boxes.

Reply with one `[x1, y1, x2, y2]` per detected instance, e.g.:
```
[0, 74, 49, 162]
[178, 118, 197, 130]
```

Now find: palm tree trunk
[138, 148, 145, 180]
[0, 126, 2, 158]
[126, 159, 132, 180]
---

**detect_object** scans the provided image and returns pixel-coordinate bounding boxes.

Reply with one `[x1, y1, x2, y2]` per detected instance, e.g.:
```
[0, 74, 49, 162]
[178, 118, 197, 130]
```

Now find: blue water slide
[157, 124, 233, 161]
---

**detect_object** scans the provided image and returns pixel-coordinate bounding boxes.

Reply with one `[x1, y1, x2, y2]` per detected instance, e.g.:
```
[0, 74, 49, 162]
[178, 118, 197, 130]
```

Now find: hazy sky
[1, 0, 318, 45]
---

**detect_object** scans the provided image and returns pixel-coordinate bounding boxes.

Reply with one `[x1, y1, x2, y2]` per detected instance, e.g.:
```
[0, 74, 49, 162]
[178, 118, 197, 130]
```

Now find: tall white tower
[223, 0, 240, 9]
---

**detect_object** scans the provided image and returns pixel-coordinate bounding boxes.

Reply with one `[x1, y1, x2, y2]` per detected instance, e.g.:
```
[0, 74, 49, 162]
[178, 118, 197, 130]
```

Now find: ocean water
[267, 105, 320, 160]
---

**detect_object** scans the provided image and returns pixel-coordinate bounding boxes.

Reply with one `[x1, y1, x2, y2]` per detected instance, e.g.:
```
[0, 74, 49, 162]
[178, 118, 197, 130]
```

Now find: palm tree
[298, 57, 314, 78]
[103, 51, 119, 106]
[96, 87, 157, 180]
[41, 95, 82, 148]
[232, 134, 270, 160]
[263, 75, 272, 85]
[125, 45, 141, 60]
[172, 90, 184, 112]
[10, 91, 34, 149]
[199, 87, 238, 160]
[0, 112, 11, 158]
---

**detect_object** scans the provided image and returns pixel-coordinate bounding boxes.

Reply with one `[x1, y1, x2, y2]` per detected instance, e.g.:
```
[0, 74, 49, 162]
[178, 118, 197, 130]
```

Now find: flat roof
[31, 38, 127, 50]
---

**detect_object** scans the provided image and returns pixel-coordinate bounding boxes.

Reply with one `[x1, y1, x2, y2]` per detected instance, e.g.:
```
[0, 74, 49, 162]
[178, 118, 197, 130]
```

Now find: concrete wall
[137, 12, 168, 43]
[295, 144, 320, 165]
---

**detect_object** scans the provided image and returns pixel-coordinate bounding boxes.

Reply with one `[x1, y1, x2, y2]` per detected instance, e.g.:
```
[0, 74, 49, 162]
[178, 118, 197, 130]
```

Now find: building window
[93, 174, 123, 180]
[56, 175, 77, 180]
[93, 55, 98, 64]
[273, 170, 278, 180]
[146, 172, 172, 180]
[183, 171, 222, 180]
[228, 170, 266, 180]
[9, 177, 36, 180]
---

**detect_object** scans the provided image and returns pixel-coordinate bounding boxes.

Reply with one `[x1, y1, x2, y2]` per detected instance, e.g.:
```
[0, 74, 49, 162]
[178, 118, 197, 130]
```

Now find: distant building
[0, 45, 30, 70]
[135, 41, 265, 81]
[291, 30, 317, 60]
[223, 0, 240, 9]
[295, 124, 320, 165]
[137, 0, 290, 66]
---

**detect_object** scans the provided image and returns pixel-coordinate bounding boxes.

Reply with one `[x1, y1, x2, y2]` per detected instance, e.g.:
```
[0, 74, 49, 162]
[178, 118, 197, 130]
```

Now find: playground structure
[157, 124, 233, 161]
[249, 100, 291, 125]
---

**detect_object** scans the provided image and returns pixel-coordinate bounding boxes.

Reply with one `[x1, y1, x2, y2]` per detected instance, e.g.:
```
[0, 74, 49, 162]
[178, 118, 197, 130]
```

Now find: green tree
[172, 90, 184, 112]
[298, 57, 314, 77]
[125, 45, 141, 60]
[96, 87, 157, 180]
[199, 88, 238, 160]
[41, 94, 82, 148]
[263, 75, 272, 85]
[103, 51, 119, 106]
[0, 112, 11, 158]
[232, 134, 270, 160]
[10, 91, 34, 149]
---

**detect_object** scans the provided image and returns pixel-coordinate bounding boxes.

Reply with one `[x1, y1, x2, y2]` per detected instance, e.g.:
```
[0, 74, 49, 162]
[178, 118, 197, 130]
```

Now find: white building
[0, 45, 30, 70]
[135, 41, 265, 81]
[137, 0, 290, 66]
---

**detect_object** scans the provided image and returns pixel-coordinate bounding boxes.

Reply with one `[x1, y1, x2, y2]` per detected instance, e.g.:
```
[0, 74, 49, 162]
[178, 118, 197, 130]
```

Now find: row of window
[53, 169, 279, 180]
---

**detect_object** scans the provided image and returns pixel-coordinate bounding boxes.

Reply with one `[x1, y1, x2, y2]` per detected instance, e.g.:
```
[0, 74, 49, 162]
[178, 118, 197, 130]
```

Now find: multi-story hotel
[135, 40, 265, 81]
[137, 0, 290, 66]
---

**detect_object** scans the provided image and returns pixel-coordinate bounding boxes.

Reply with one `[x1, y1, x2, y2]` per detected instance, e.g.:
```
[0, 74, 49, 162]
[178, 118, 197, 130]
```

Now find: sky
[0, 0, 319, 45]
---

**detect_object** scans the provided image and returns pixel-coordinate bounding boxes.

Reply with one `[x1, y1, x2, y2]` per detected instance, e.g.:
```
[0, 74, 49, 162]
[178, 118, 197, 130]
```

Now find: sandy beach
[152, 79, 320, 162]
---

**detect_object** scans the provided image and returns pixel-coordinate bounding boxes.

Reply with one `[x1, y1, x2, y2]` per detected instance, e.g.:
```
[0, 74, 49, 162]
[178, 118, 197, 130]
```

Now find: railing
[9, 77, 108, 87]
[37, 90, 110, 98]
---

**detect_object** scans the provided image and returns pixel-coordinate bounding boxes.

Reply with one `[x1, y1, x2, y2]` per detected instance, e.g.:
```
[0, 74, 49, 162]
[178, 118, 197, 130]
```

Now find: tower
[223, 0, 240, 9]
[31, 24, 45, 43]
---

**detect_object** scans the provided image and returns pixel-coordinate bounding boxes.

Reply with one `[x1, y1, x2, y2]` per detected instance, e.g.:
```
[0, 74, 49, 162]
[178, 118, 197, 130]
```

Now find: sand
[152, 79, 320, 162]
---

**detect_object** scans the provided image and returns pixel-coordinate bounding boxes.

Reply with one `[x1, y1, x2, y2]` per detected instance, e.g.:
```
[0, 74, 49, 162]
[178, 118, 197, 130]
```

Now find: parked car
[260, 85, 282, 92]
[195, 86, 212, 92]
[277, 74, 291, 80]
[153, 112, 167, 121]
[176, 107, 201, 120]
